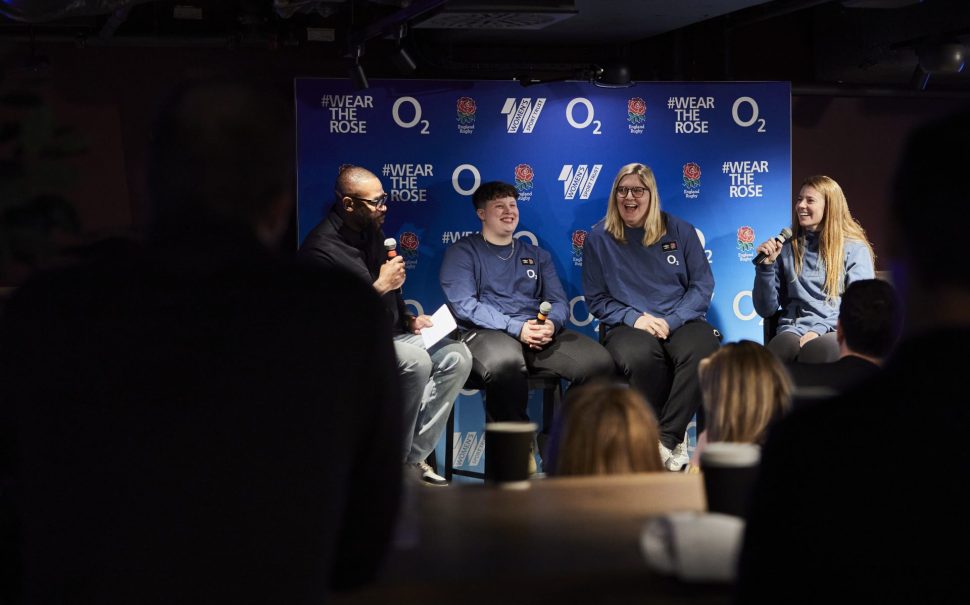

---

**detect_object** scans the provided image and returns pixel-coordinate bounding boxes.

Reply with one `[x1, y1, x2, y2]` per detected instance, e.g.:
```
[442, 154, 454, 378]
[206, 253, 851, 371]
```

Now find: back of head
[148, 80, 293, 233]
[551, 382, 664, 476]
[839, 279, 902, 358]
[471, 181, 518, 210]
[893, 110, 970, 290]
[700, 341, 792, 443]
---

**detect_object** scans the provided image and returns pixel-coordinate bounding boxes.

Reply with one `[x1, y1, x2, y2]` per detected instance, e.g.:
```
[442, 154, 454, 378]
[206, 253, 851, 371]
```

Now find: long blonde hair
[604, 163, 667, 246]
[791, 175, 874, 301]
[699, 341, 792, 444]
[552, 382, 665, 476]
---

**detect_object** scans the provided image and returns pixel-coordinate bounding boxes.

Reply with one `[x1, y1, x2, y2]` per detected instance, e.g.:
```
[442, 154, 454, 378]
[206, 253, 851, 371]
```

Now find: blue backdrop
[295, 78, 791, 476]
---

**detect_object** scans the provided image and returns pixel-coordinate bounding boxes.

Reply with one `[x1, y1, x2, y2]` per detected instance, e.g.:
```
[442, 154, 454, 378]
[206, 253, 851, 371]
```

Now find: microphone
[536, 301, 552, 325]
[384, 237, 402, 293]
[752, 227, 793, 266]
[384, 237, 397, 259]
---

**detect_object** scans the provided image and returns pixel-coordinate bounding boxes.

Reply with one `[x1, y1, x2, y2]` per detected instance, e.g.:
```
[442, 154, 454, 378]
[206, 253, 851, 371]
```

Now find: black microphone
[384, 237, 402, 293]
[752, 227, 793, 266]
[536, 301, 552, 325]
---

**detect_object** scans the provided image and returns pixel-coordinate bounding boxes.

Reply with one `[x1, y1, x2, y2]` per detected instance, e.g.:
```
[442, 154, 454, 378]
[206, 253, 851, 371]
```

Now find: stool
[444, 371, 563, 481]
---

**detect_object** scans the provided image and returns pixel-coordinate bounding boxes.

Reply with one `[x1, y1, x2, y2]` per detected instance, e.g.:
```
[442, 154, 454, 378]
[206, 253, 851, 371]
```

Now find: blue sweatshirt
[440, 234, 568, 338]
[753, 231, 874, 336]
[582, 213, 714, 333]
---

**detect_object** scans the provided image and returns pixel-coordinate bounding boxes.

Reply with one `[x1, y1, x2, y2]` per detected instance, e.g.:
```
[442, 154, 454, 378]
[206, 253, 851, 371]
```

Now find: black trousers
[767, 331, 839, 364]
[603, 320, 720, 449]
[465, 328, 616, 422]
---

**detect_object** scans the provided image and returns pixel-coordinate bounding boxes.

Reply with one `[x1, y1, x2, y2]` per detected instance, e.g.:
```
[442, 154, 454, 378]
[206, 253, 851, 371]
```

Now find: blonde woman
[754, 175, 875, 363]
[549, 382, 665, 476]
[583, 163, 720, 471]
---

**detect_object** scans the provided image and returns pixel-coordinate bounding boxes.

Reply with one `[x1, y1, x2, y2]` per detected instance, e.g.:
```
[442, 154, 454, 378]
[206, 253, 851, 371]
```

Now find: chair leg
[444, 406, 455, 481]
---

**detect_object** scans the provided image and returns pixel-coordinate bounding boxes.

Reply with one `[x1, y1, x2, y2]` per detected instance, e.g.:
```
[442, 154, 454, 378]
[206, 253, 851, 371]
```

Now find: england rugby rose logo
[399, 231, 420, 257]
[682, 162, 701, 189]
[737, 226, 755, 252]
[457, 96, 476, 123]
[514, 163, 534, 192]
[627, 97, 646, 123]
[572, 230, 587, 253]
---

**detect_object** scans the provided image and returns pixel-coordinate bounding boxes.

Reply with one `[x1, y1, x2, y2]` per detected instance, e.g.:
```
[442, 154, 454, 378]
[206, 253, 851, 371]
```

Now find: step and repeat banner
[295, 78, 791, 476]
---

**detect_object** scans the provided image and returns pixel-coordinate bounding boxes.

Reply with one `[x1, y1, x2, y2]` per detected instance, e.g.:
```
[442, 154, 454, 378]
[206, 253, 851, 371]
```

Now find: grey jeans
[393, 333, 473, 464]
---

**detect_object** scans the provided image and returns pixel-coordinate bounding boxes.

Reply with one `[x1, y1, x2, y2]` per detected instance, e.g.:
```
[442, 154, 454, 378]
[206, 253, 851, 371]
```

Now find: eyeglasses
[344, 193, 388, 210]
[616, 186, 647, 198]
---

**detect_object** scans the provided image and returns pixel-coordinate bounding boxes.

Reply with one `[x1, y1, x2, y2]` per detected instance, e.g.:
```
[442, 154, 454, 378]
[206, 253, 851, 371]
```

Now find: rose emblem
[683, 162, 701, 182]
[572, 230, 588, 251]
[514, 163, 534, 191]
[737, 226, 755, 252]
[400, 231, 419, 252]
[457, 96, 476, 115]
[627, 97, 646, 116]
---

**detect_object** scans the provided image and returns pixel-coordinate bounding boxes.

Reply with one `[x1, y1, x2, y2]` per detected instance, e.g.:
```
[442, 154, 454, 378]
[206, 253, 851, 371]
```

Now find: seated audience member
[439, 181, 614, 427]
[786, 278, 901, 398]
[690, 341, 792, 471]
[547, 382, 665, 476]
[737, 111, 970, 603]
[299, 165, 472, 486]
[582, 163, 720, 472]
[0, 81, 403, 604]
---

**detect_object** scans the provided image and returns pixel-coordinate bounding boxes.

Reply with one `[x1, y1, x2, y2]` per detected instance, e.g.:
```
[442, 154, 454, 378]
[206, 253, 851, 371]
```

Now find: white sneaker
[658, 441, 673, 466]
[665, 433, 690, 472]
[412, 461, 448, 486]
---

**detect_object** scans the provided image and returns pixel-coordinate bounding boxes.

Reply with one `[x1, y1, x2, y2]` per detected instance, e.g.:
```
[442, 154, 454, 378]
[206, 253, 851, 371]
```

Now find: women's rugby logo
[682, 162, 702, 199]
[627, 97, 646, 134]
[571, 229, 588, 266]
[514, 163, 535, 201]
[399, 231, 420, 268]
[457, 96, 476, 134]
[736, 226, 756, 262]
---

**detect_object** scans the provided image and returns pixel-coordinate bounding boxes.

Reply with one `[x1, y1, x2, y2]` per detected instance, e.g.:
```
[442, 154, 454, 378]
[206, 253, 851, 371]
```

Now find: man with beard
[299, 165, 472, 486]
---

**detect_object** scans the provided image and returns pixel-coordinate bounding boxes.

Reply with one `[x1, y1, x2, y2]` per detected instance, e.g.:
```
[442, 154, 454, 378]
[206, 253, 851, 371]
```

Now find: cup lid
[484, 421, 539, 433]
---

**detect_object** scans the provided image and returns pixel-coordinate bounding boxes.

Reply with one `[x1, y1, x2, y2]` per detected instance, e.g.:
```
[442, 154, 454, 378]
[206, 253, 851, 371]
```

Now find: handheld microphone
[536, 301, 552, 325]
[752, 227, 793, 266]
[384, 237, 402, 293]
[384, 238, 397, 259]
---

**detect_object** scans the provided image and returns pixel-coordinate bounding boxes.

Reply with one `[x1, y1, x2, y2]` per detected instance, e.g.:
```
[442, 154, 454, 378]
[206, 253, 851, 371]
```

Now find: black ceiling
[2, 0, 969, 94]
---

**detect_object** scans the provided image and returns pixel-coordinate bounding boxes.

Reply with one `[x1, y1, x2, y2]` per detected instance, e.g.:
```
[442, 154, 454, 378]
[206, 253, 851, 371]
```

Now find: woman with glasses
[582, 162, 720, 472]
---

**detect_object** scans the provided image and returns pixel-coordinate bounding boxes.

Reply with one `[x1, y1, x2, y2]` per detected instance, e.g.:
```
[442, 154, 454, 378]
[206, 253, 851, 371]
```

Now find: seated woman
[582, 162, 720, 471]
[690, 340, 792, 470]
[547, 382, 665, 476]
[753, 175, 875, 363]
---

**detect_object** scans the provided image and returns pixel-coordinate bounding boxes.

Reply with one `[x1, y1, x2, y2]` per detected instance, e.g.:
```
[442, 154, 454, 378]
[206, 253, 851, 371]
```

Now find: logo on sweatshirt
[399, 231, 420, 269]
[571, 230, 588, 267]
[737, 226, 756, 262]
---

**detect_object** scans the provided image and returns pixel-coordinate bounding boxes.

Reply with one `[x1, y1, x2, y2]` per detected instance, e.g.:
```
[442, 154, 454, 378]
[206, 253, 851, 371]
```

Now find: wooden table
[334, 473, 732, 604]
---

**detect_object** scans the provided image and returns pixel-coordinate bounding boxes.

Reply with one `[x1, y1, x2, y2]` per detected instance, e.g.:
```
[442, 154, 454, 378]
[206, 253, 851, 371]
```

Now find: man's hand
[799, 331, 820, 347]
[634, 313, 670, 339]
[408, 315, 433, 335]
[519, 319, 554, 350]
[373, 256, 406, 295]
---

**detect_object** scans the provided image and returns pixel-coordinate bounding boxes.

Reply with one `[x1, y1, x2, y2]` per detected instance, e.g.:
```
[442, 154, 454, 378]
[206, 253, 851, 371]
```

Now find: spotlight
[392, 46, 417, 75]
[911, 42, 966, 91]
[348, 46, 368, 90]
[593, 63, 632, 88]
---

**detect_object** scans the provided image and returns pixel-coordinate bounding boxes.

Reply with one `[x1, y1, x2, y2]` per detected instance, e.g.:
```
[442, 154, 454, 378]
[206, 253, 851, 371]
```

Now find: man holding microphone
[440, 181, 614, 427]
[300, 165, 471, 486]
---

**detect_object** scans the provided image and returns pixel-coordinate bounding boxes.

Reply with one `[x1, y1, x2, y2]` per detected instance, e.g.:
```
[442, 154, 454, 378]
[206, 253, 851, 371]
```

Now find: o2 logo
[731, 97, 766, 133]
[695, 227, 713, 263]
[392, 97, 430, 134]
[732, 290, 764, 325]
[568, 295, 596, 328]
[452, 164, 481, 195]
[513, 230, 538, 246]
[404, 299, 425, 318]
[565, 98, 602, 134]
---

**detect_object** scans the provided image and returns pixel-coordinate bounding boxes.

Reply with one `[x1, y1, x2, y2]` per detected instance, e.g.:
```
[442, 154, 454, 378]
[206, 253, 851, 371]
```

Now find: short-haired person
[439, 181, 615, 427]
[737, 111, 970, 603]
[787, 278, 901, 396]
[690, 341, 792, 470]
[299, 165, 472, 486]
[547, 382, 665, 476]
[582, 163, 720, 471]
[753, 175, 875, 364]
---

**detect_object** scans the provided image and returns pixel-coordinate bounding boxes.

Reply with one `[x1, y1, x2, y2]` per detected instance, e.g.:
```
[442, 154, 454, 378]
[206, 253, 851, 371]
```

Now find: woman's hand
[754, 238, 784, 265]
